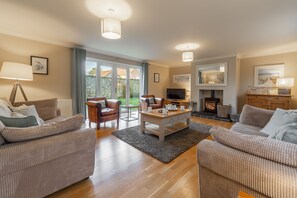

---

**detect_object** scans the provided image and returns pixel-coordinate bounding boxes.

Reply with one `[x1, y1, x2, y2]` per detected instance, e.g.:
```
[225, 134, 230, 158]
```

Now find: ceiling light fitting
[101, 9, 121, 39]
[176, 43, 199, 62]
[182, 51, 193, 62]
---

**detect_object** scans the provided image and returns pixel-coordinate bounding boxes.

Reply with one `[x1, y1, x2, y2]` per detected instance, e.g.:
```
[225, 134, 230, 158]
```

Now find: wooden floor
[48, 115, 233, 198]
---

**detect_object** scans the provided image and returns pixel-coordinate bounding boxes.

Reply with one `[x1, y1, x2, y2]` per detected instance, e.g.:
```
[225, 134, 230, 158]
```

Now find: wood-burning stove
[204, 90, 220, 113]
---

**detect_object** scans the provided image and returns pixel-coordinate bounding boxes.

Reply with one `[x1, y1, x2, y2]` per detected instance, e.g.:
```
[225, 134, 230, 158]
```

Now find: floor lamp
[0, 62, 33, 104]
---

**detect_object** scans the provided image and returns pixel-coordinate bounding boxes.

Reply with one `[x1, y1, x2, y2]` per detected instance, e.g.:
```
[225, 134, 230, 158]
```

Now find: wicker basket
[217, 105, 231, 118]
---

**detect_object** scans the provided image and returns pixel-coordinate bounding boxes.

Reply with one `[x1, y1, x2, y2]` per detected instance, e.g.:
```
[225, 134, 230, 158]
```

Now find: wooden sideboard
[246, 94, 292, 110]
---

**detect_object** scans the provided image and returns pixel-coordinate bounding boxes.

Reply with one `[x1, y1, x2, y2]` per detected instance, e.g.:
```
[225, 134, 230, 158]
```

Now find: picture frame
[254, 64, 284, 87]
[154, 73, 160, 83]
[31, 56, 48, 75]
[173, 74, 191, 84]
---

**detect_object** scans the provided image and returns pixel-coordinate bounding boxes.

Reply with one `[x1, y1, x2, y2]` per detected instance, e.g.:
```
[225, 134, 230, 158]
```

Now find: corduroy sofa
[197, 105, 297, 198]
[0, 98, 96, 198]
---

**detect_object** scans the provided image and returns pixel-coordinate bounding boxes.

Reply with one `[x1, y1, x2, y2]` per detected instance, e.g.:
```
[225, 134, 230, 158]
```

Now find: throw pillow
[13, 98, 58, 121]
[148, 97, 155, 104]
[0, 103, 12, 117]
[0, 121, 5, 146]
[239, 104, 274, 128]
[269, 123, 297, 144]
[0, 98, 12, 106]
[260, 108, 297, 136]
[0, 115, 39, 128]
[2, 114, 84, 142]
[9, 105, 44, 125]
[97, 100, 106, 108]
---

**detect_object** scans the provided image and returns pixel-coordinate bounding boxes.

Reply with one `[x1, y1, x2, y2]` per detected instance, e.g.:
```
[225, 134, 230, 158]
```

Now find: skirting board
[57, 99, 73, 117]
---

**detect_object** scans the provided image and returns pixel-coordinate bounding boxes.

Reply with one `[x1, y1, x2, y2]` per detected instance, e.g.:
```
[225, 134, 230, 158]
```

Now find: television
[166, 88, 186, 100]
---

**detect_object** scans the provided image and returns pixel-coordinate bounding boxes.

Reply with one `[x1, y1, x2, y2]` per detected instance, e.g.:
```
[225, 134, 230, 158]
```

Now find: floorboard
[48, 116, 233, 198]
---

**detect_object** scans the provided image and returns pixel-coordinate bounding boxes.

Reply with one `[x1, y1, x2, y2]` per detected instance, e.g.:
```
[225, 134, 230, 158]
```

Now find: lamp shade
[0, 62, 33, 81]
[182, 51, 193, 62]
[276, 78, 294, 88]
[101, 17, 121, 39]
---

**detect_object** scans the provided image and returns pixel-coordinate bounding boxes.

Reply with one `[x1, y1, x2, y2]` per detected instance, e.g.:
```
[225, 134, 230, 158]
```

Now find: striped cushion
[2, 114, 84, 143]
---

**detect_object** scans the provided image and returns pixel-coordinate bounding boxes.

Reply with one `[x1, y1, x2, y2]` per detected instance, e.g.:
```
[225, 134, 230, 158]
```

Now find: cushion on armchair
[210, 126, 297, 167]
[148, 97, 155, 104]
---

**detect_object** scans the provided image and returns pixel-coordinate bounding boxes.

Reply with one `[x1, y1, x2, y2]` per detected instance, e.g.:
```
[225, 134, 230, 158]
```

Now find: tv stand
[166, 99, 190, 107]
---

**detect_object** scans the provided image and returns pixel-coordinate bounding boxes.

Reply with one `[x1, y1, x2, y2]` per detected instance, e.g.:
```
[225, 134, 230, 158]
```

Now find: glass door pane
[129, 68, 141, 105]
[99, 65, 113, 99]
[116, 67, 127, 105]
[85, 61, 97, 98]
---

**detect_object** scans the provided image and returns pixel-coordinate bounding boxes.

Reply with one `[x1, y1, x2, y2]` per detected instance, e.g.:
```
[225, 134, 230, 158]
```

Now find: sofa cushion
[269, 123, 297, 144]
[230, 122, 268, 137]
[0, 115, 39, 128]
[14, 98, 58, 121]
[239, 105, 274, 128]
[9, 105, 44, 125]
[2, 114, 84, 143]
[0, 121, 5, 146]
[210, 126, 297, 167]
[0, 103, 11, 117]
[260, 108, 297, 135]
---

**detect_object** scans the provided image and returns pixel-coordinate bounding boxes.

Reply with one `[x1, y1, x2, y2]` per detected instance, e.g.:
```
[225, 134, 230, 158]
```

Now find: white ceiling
[0, 0, 297, 67]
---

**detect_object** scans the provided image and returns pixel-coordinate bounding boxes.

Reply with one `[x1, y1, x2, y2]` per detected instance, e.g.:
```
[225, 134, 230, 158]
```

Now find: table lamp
[276, 77, 294, 95]
[0, 62, 33, 104]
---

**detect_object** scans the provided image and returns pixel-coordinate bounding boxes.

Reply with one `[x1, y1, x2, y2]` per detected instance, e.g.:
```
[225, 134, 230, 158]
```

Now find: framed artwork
[254, 64, 284, 87]
[173, 74, 191, 84]
[154, 73, 160, 83]
[31, 56, 48, 75]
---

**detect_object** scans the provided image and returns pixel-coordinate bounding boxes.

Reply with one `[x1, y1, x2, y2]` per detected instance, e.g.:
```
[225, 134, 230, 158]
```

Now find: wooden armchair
[140, 95, 165, 109]
[86, 97, 121, 129]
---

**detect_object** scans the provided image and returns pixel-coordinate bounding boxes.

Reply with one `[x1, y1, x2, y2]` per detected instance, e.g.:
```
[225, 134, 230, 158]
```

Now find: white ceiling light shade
[176, 43, 199, 62]
[175, 43, 200, 51]
[101, 17, 121, 39]
[182, 51, 193, 62]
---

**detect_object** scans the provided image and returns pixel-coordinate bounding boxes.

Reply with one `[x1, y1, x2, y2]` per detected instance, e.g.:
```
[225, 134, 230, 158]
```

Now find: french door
[86, 60, 142, 106]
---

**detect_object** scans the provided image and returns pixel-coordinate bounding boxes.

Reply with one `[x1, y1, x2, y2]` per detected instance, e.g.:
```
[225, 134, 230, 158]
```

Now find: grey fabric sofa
[197, 105, 297, 198]
[0, 98, 96, 198]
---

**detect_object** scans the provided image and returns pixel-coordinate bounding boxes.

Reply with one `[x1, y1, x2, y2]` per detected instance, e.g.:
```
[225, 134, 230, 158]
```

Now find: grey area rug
[112, 122, 212, 163]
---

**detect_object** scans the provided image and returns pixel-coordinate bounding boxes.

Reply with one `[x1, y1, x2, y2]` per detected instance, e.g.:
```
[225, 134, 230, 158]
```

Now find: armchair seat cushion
[101, 108, 116, 116]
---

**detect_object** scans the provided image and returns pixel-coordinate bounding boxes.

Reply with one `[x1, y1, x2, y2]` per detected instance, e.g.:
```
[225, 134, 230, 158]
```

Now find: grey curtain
[142, 62, 149, 95]
[71, 48, 86, 116]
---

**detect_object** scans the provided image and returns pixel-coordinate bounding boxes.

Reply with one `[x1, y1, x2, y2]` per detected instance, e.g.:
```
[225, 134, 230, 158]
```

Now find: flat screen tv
[166, 88, 186, 100]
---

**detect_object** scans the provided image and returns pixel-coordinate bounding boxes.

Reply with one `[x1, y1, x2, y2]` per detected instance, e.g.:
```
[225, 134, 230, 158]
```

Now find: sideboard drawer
[267, 96, 290, 102]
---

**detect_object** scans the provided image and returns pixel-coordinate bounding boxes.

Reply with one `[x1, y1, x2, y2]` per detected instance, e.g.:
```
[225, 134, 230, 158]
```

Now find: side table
[121, 105, 139, 121]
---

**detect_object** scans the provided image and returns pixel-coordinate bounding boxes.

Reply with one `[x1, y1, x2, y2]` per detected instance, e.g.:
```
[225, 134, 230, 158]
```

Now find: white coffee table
[140, 109, 191, 141]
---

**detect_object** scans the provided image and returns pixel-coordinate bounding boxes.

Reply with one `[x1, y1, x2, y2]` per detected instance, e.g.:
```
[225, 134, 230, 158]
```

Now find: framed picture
[254, 64, 284, 87]
[31, 56, 48, 75]
[154, 73, 160, 83]
[173, 74, 191, 84]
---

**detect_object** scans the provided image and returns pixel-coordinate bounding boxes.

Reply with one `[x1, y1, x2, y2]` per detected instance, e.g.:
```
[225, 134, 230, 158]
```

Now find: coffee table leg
[159, 125, 165, 141]
[140, 117, 145, 134]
